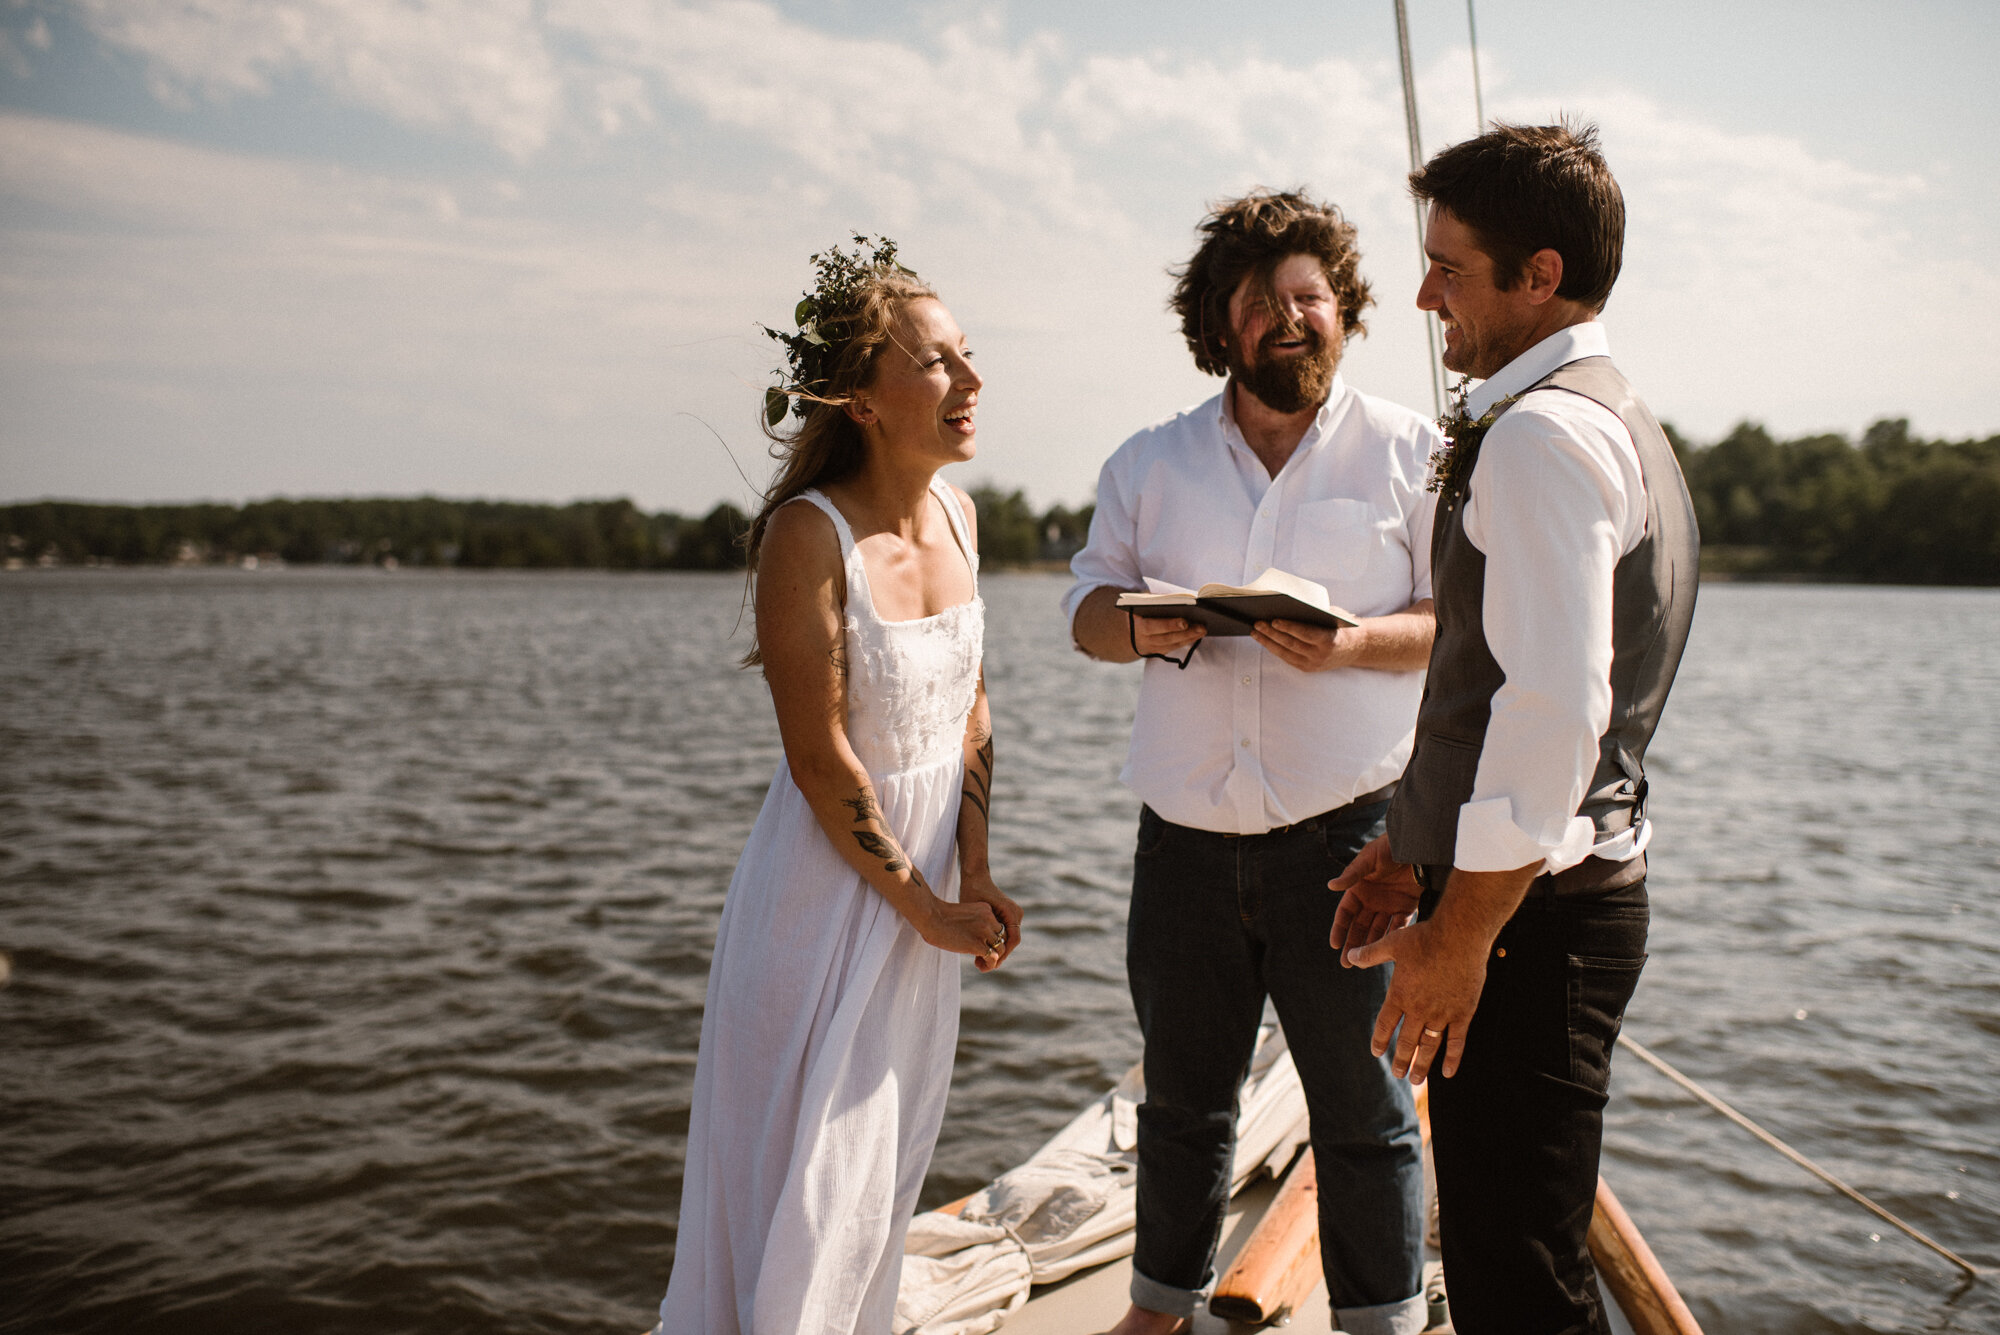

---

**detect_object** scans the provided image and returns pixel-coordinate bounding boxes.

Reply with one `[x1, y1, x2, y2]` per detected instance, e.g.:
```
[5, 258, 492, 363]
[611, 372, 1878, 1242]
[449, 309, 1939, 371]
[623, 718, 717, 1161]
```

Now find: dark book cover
[1123, 593, 1356, 636]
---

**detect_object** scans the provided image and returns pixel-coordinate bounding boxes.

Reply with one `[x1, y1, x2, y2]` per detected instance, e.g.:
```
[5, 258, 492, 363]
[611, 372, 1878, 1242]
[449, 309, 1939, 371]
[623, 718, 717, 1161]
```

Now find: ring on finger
[1420, 1026, 1443, 1040]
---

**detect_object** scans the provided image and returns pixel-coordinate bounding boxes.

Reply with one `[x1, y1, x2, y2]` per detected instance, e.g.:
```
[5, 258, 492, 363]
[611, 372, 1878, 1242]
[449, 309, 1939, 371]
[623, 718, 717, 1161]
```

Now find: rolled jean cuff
[1335, 1292, 1430, 1335]
[1128, 1264, 1210, 1319]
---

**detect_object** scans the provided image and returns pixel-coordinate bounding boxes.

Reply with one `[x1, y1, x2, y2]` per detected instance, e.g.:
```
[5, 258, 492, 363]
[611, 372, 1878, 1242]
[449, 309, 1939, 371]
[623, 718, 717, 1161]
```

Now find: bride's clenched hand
[919, 894, 1013, 970]
[958, 871, 1022, 971]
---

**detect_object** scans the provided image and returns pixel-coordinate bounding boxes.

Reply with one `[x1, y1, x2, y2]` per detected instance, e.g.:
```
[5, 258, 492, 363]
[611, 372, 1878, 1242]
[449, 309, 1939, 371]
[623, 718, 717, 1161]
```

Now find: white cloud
[72, 0, 565, 157]
[6, 4, 1996, 513]
[0, 111, 470, 232]
[1566, 92, 1980, 439]
[0, 111, 784, 506]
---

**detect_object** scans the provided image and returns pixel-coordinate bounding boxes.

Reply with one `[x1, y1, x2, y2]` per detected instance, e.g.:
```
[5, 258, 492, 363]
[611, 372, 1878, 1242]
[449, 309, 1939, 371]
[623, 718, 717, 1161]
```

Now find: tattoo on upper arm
[829, 644, 850, 687]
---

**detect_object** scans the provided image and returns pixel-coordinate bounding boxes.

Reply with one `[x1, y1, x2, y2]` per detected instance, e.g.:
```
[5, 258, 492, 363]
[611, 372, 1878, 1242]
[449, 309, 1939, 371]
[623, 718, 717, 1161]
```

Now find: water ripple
[2, 571, 1996, 1333]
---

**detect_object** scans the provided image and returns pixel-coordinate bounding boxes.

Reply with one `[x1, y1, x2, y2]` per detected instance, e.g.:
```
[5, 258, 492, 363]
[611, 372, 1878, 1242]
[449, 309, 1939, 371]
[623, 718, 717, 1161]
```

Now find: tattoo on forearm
[960, 735, 993, 824]
[844, 784, 920, 880]
[853, 829, 910, 873]
[860, 823, 920, 875]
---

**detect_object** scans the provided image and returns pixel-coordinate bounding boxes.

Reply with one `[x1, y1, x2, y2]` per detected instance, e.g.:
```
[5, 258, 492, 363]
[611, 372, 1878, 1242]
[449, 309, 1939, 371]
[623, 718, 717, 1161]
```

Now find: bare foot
[1102, 1304, 1189, 1335]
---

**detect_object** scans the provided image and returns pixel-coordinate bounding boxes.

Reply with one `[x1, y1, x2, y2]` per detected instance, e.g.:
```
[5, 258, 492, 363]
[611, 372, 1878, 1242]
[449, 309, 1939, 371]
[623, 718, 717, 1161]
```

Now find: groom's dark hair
[1410, 120, 1624, 312]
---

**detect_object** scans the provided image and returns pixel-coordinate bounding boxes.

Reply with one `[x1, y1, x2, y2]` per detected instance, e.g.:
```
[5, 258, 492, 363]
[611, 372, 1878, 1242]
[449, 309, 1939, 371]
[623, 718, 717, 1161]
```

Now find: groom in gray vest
[1331, 122, 1698, 1335]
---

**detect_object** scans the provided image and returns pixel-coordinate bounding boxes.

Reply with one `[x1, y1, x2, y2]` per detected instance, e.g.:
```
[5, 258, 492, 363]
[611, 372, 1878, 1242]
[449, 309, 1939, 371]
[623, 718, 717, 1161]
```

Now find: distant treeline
[0, 497, 743, 570]
[0, 488, 1092, 572]
[1672, 418, 2000, 584]
[6, 419, 1996, 583]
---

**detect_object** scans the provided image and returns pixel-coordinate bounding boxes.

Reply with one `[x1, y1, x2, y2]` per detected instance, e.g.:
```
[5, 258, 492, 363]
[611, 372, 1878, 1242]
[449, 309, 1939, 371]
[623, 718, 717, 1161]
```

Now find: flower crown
[762, 234, 913, 427]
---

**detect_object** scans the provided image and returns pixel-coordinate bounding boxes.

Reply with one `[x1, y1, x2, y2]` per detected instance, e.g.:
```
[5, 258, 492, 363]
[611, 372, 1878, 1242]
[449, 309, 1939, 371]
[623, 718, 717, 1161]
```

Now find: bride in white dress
[656, 242, 1022, 1335]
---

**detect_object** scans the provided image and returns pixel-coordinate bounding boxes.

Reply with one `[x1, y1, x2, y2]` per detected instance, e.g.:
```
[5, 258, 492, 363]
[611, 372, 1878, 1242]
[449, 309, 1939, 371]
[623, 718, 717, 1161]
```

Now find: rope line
[1618, 1034, 1980, 1281]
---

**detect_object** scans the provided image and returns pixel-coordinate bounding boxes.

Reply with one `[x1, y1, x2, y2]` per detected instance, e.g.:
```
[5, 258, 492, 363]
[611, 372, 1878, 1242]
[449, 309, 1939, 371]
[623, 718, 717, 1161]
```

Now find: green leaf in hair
[759, 235, 908, 425]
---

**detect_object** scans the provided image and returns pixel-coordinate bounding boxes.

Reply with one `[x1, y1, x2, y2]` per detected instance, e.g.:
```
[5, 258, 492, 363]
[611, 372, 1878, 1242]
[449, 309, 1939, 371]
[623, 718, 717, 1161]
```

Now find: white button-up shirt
[1454, 321, 1651, 873]
[1063, 375, 1441, 834]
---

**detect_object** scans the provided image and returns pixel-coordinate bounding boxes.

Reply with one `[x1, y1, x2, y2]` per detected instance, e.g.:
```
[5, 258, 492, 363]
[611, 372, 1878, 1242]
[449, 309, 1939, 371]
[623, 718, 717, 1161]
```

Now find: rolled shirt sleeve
[1454, 396, 1644, 873]
[1057, 381, 1439, 834]
[1061, 453, 1141, 630]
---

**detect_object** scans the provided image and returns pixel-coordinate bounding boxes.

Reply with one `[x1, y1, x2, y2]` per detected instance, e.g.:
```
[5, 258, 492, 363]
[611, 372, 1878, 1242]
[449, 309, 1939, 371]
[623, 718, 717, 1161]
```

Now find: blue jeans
[1127, 802, 1426, 1335]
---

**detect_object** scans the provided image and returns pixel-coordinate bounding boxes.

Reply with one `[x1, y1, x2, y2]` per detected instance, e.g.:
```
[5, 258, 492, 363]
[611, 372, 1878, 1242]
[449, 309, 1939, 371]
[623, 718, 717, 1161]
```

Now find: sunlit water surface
[1, 571, 1994, 1334]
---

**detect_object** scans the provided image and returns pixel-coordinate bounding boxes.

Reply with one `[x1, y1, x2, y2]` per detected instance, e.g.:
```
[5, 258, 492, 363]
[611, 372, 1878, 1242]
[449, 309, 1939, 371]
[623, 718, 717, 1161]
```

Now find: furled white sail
[894, 1026, 1310, 1335]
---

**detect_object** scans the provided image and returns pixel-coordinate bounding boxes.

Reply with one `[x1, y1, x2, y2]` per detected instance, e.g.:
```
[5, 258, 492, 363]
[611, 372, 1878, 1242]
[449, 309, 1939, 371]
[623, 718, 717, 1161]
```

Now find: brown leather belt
[1218, 782, 1398, 838]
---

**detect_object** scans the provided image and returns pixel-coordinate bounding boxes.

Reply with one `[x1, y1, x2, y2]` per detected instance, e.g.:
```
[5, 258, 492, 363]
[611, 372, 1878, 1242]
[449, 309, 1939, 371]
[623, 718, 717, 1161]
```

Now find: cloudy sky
[3, 0, 1995, 514]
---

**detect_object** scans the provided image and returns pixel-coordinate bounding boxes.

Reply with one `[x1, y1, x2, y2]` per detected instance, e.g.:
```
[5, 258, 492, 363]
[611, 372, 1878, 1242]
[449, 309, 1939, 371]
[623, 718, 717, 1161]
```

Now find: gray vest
[1386, 357, 1699, 875]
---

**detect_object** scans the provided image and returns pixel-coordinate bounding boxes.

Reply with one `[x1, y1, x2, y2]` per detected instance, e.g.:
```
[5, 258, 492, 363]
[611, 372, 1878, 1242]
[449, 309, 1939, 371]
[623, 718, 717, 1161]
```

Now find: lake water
[1, 570, 1994, 1334]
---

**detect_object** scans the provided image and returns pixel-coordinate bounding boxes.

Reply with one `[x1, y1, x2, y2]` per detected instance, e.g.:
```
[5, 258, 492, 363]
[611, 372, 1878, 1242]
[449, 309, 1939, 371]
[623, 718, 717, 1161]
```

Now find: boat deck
[998, 1176, 1338, 1334]
[997, 1174, 1640, 1335]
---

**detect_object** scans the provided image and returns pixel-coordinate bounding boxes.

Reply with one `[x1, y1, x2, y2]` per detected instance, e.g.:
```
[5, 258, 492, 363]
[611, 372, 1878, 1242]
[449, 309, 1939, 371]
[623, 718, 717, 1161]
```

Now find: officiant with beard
[1063, 190, 1442, 1335]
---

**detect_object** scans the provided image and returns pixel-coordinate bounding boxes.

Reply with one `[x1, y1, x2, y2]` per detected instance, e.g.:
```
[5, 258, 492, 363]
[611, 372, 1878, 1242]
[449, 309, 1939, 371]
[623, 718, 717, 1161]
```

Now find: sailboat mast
[1393, 0, 1445, 417]
[1467, 0, 1486, 129]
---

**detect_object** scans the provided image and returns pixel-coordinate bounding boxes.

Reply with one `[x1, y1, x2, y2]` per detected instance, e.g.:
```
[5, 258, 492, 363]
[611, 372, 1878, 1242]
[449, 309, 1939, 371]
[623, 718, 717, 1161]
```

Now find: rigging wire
[1618, 1034, 1981, 1285]
[1392, 0, 1445, 418]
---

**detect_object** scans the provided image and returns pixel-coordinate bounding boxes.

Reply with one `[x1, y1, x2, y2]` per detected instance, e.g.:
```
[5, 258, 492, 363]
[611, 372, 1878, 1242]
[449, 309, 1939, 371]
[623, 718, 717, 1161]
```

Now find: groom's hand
[1345, 862, 1537, 1082]
[1329, 835, 1420, 959]
[1346, 919, 1484, 1083]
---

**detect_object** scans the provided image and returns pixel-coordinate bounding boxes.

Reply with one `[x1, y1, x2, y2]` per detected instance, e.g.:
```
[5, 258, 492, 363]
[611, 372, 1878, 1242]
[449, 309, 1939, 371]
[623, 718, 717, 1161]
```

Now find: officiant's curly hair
[1409, 120, 1624, 312]
[739, 263, 937, 667]
[1171, 189, 1373, 378]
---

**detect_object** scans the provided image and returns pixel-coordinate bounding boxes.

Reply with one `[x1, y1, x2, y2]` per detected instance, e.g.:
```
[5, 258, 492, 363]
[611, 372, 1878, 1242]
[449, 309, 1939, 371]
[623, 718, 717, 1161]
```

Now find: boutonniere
[1427, 388, 1520, 497]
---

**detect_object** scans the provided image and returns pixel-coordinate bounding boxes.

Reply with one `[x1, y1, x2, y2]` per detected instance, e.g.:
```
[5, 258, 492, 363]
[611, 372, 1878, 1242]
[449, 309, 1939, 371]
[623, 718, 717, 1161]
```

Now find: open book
[1116, 567, 1358, 637]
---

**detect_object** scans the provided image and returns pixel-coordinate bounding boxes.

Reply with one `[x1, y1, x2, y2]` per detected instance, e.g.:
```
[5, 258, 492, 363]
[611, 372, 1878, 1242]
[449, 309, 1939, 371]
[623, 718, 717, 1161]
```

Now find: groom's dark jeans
[1128, 800, 1425, 1332]
[1417, 862, 1649, 1335]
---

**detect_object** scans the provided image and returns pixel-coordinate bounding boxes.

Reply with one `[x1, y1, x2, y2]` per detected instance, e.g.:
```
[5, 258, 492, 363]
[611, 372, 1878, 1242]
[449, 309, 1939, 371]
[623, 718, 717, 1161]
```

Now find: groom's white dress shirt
[1063, 375, 1440, 835]
[1453, 321, 1651, 874]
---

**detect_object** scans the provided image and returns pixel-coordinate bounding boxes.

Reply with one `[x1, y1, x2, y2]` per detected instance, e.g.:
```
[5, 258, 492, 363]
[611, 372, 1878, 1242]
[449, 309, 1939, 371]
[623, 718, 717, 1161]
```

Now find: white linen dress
[657, 479, 984, 1335]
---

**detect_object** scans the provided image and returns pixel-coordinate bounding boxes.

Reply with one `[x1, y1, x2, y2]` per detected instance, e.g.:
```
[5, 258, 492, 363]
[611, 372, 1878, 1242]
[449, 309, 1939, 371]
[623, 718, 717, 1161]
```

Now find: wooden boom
[1206, 1084, 1702, 1334]
[1207, 1146, 1321, 1322]
[1587, 1175, 1704, 1335]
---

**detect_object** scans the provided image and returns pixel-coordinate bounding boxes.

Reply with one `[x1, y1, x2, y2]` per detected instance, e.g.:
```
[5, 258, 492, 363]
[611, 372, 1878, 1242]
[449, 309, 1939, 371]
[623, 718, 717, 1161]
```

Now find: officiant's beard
[1228, 327, 1339, 415]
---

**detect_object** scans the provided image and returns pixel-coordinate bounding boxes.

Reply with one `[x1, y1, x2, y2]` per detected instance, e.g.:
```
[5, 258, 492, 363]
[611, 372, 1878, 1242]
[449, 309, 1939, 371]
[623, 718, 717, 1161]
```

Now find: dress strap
[786, 489, 858, 562]
[929, 478, 980, 591]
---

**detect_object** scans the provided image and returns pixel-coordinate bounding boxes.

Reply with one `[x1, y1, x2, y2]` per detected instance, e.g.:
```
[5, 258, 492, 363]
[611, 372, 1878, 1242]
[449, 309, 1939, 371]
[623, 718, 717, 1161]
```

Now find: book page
[1117, 577, 1197, 607]
[1194, 567, 1332, 612]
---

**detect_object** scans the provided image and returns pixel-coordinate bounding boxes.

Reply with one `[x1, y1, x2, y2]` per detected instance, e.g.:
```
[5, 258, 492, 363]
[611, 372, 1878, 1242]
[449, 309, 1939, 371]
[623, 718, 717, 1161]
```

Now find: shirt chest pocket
[1290, 498, 1398, 589]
